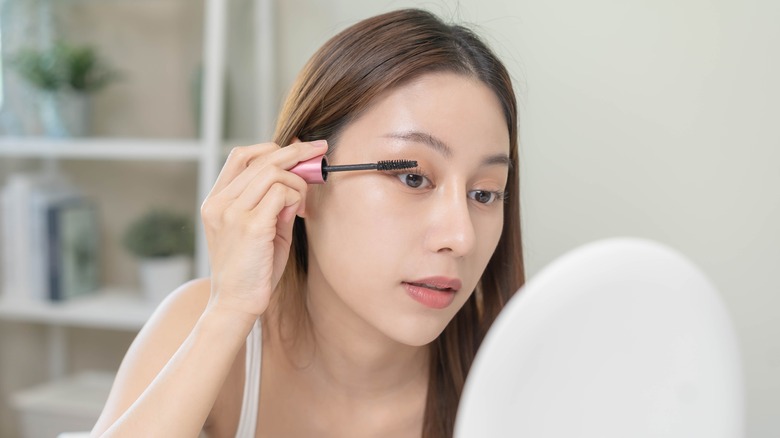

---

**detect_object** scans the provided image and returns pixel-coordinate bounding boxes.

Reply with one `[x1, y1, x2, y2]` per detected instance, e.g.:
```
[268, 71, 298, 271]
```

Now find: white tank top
[234, 318, 262, 438]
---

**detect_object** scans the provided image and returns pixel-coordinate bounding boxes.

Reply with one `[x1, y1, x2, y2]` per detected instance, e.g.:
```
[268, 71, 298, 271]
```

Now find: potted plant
[10, 42, 117, 137]
[122, 209, 195, 304]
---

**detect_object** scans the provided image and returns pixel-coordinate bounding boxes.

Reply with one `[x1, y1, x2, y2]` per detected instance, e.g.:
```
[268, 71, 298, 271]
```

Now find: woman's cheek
[478, 210, 504, 261]
[349, 184, 414, 243]
[320, 178, 407, 248]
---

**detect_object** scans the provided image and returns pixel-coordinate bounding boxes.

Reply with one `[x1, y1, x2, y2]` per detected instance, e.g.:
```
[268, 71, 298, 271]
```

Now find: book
[0, 174, 30, 301]
[28, 182, 81, 301]
[45, 199, 100, 302]
[0, 172, 63, 302]
[1, 170, 100, 303]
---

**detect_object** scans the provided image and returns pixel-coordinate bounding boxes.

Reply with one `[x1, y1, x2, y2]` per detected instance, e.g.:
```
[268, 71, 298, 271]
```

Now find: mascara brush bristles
[323, 159, 417, 173]
[376, 159, 418, 171]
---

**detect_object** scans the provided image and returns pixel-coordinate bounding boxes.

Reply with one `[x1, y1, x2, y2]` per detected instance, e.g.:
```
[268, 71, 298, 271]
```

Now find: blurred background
[0, 0, 777, 437]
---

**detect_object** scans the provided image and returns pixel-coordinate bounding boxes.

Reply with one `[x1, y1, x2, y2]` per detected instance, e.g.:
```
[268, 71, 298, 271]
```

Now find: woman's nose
[423, 189, 476, 257]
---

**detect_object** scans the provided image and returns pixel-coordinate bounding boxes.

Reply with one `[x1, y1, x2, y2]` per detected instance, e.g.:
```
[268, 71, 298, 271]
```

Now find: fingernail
[311, 140, 328, 149]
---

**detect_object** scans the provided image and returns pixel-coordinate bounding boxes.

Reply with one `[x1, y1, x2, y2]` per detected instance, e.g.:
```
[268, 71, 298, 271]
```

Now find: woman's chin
[378, 315, 451, 347]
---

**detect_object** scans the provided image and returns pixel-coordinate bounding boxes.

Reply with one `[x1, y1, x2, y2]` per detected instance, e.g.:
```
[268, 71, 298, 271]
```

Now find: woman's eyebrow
[484, 153, 513, 170]
[383, 131, 452, 158]
[381, 130, 511, 168]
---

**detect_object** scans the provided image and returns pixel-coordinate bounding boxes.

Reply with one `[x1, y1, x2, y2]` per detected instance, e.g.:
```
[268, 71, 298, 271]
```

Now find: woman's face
[304, 72, 510, 346]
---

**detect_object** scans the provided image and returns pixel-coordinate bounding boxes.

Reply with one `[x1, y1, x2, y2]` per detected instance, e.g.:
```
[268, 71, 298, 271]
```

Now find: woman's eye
[469, 190, 501, 205]
[398, 173, 430, 189]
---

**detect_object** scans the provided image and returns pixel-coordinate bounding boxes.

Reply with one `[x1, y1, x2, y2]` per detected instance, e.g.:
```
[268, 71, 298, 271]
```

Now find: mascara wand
[290, 154, 417, 184]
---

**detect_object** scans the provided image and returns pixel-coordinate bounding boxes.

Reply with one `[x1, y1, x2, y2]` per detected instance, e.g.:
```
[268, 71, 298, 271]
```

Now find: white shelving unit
[0, 0, 276, 435]
[0, 291, 154, 331]
[0, 137, 203, 161]
[0, 0, 231, 307]
[0, 0, 277, 319]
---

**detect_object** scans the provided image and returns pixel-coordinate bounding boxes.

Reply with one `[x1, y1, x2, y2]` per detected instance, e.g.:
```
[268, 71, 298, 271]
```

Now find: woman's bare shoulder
[91, 278, 214, 434]
[134, 277, 213, 348]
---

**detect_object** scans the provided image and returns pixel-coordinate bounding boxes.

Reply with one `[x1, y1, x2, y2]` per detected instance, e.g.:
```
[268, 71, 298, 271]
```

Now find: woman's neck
[259, 270, 430, 436]
[314, 281, 429, 398]
[271, 271, 430, 402]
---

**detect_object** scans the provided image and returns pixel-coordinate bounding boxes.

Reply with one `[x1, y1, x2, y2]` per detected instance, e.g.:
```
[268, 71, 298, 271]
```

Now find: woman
[92, 8, 524, 438]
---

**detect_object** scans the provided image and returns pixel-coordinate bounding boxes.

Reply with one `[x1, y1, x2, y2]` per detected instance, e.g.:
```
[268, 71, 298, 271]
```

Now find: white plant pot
[39, 90, 91, 137]
[138, 255, 192, 305]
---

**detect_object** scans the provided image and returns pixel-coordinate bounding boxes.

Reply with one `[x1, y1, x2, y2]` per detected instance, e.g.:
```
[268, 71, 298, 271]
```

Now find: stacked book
[0, 171, 100, 303]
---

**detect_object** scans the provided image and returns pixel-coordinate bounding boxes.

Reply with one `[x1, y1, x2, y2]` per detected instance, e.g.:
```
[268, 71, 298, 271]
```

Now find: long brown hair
[270, 8, 524, 437]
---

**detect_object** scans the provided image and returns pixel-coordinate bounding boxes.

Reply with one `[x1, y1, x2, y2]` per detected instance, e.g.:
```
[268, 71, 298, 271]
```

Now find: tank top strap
[235, 317, 262, 438]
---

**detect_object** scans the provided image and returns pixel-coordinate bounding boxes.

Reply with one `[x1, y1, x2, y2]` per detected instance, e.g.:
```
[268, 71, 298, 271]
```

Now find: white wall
[277, 1, 779, 436]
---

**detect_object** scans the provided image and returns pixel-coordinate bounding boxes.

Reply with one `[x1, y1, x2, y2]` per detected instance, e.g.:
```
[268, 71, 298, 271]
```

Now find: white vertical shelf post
[196, 0, 229, 278]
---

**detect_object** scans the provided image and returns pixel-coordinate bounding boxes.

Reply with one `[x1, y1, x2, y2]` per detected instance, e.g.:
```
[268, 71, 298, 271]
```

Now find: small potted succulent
[122, 209, 195, 304]
[11, 42, 117, 136]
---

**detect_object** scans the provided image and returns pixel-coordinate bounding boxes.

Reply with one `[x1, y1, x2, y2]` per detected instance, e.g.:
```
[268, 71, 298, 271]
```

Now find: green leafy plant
[11, 42, 117, 92]
[122, 209, 195, 259]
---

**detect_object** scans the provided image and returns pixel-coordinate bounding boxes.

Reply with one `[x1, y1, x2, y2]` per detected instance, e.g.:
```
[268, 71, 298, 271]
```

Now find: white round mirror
[455, 238, 744, 438]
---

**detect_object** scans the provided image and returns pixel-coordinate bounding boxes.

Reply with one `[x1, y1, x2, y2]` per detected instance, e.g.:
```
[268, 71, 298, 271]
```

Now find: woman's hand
[200, 140, 328, 323]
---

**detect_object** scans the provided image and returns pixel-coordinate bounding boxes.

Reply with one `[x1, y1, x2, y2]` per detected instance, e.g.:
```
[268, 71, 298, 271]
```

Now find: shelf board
[0, 137, 203, 161]
[0, 289, 157, 331]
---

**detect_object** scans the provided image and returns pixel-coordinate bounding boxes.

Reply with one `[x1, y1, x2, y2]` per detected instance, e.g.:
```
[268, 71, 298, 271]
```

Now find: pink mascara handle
[289, 154, 327, 184]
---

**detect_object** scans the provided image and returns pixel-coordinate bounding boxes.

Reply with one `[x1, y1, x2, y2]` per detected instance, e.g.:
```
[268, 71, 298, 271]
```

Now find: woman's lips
[403, 276, 462, 309]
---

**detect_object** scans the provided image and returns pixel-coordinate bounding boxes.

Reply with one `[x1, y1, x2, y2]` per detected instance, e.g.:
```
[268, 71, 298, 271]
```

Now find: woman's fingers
[244, 182, 301, 254]
[209, 143, 279, 196]
[202, 140, 324, 233]
[271, 139, 328, 170]
[216, 140, 327, 201]
[230, 165, 309, 214]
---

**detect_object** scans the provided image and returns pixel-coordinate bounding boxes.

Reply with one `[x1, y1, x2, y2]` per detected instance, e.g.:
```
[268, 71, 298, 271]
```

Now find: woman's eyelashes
[383, 166, 507, 206]
[468, 189, 508, 205]
[393, 166, 432, 189]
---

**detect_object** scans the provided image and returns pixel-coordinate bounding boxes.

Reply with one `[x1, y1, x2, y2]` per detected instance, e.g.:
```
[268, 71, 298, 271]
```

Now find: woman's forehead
[336, 72, 510, 157]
